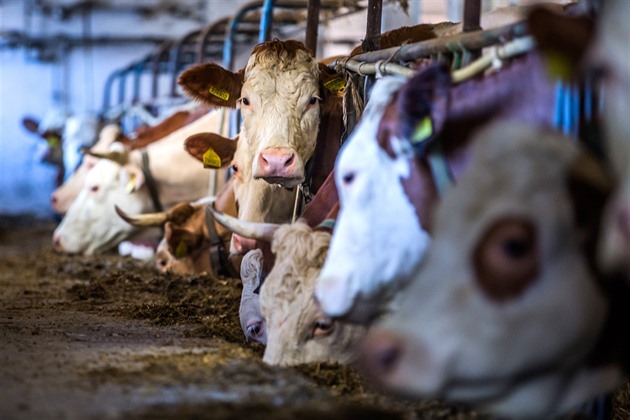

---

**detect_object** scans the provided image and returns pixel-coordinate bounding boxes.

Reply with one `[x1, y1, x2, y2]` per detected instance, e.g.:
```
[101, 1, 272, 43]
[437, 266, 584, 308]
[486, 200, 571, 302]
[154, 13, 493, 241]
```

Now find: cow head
[51, 123, 121, 215]
[184, 132, 295, 256]
[52, 142, 152, 255]
[260, 222, 365, 366]
[359, 122, 621, 418]
[316, 70, 451, 323]
[179, 39, 336, 188]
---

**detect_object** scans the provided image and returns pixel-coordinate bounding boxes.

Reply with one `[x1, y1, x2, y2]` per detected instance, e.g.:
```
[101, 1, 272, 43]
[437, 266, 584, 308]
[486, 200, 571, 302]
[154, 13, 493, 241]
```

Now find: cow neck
[140, 149, 163, 213]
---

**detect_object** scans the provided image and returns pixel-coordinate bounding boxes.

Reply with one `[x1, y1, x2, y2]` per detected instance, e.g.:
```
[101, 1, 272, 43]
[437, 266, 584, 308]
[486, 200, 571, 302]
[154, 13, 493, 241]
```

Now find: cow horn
[208, 202, 280, 242]
[83, 148, 127, 165]
[115, 205, 167, 227]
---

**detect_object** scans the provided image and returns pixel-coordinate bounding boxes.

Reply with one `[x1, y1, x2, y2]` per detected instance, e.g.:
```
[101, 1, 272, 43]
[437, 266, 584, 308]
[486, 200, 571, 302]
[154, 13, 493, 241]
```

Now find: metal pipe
[132, 56, 151, 103]
[462, 0, 481, 63]
[151, 41, 173, 100]
[259, 0, 276, 43]
[170, 29, 201, 97]
[365, 0, 383, 45]
[196, 17, 229, 63]
[118, 64, 134, 107]
[305, 0, 321, 53]
[350, 21, 528, 64]
[102, 68, 122, 113]
[223, 1, 264, 69]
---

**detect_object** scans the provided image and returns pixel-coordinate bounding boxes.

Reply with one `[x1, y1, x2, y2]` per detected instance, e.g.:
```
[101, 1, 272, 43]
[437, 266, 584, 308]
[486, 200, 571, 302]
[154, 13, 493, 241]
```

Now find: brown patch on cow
[376, 95, 401, 159]
[118, 111, 192, 150]
[184, 133, 237, 168]
[301, 171, 339, 228]
[165, 223, 204, 258]
[166, 203, 197, 225]
[473, 217, 540, 302]
[349, 23, 450, 56]
[527, 7, 595, 80]
[251, 39, 313, 62]
[178, 62, 244, 108]
[400, 159, 438, 233]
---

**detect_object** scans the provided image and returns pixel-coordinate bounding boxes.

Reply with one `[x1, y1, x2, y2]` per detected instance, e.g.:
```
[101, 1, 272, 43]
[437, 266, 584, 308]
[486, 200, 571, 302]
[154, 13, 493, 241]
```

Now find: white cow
[315, 77, 432, 322]
[52, 110, 223, 255]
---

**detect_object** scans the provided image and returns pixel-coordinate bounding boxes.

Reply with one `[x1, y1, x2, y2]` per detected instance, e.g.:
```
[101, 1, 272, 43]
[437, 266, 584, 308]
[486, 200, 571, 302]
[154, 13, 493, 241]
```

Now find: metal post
[365, 0, 383, 44]
[305, 0, 321, 54]
[259, 0, 276, 43]
[463, 0, 481, 62]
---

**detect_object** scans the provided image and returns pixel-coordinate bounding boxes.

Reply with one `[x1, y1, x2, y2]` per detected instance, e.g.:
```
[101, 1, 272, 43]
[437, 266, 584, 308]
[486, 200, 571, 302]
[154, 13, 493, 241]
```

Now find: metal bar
[118, 64, 134, 107]
[196, 17, 229, 63]
[170, 29, 201, 97]
[259, 0, 276, 43]
[463, 0, 481, 63]
[223, 1, 264, 69]
[351, 21, 528, 64]
[102, 68, 122, 113]
[132, 56, 151, 103]
[365, 0, 383, 46]
[305, 0, 321, 53]
[151, 41, 173, 100]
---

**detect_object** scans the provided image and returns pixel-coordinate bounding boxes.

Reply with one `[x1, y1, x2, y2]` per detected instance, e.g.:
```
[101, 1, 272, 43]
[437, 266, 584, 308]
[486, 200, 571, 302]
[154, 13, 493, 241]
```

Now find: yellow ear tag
[125, 174, 136, 193]
[544, 51, 573, 80]
[202, 147, 222, 169]
[324, 76, 346, 94]
[411, 117, 433, 144]
[45, 136, 60, 148]
[175, 240, 188, 258]
[208, 86, 230, 101]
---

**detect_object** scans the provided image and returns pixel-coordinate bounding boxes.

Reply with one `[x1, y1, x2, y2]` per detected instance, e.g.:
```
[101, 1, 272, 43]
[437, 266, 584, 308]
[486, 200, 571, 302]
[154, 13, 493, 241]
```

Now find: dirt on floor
[0, 215, 628, 420]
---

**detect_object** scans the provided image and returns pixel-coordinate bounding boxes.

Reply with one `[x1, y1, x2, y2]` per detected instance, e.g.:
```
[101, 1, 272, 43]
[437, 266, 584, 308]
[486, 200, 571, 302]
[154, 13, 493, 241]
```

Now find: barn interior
[1, 0, 629, 419]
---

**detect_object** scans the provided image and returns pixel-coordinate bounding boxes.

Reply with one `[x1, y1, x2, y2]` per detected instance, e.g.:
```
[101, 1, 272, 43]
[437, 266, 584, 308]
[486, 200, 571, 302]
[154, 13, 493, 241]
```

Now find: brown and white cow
[116, 178, 238, 276]
[359, 121, 628, 418]
[52, 110, 226, 255]
[316, 50, 558, 323]
[178, 39, 344, 256]
[50, 106, 213, 215]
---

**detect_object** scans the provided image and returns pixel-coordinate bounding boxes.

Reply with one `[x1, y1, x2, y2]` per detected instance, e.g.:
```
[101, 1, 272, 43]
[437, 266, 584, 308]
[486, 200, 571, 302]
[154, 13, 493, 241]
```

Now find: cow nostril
[342, 172, 355, 185]
[362, 331, 403, 376]
[285, 153, 294, 167]
[51, 194, 57, 205]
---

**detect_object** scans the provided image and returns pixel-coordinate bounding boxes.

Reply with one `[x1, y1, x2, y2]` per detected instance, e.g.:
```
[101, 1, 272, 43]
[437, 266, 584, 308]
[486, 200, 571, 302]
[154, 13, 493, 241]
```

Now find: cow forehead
[85, 159, 120, 185]
[246, 43, 316, 77]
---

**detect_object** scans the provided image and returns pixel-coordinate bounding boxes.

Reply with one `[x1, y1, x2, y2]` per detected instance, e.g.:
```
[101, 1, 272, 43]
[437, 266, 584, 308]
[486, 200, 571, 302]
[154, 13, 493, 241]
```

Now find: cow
[178, 39, 345, 259]
[52, 109, 226, 255]
[359, 121, 628, 418]
[316, 47, 560, 323]
[115, 178, 237, 276]
[22, 110, 100, 186]
[50, 106, 214, 216]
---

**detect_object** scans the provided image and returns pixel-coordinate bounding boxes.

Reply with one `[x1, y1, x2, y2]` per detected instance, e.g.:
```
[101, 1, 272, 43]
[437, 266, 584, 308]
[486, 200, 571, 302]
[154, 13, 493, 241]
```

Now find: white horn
[208, 203, 280, 243]
[115, 205, 167, 227]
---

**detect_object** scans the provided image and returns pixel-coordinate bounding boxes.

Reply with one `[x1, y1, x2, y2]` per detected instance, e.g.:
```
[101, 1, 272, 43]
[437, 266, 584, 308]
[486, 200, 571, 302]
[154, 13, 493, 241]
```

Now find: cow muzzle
[254, 147, 304, 187]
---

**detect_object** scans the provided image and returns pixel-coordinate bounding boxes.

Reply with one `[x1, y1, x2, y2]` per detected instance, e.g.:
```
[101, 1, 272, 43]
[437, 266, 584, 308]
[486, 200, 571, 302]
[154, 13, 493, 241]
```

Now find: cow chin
[255, 175, 304, 188]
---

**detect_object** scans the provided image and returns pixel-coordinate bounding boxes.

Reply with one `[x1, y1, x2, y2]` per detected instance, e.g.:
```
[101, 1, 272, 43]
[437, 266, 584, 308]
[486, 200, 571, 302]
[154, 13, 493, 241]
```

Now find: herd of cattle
[23, 1, 629, 418]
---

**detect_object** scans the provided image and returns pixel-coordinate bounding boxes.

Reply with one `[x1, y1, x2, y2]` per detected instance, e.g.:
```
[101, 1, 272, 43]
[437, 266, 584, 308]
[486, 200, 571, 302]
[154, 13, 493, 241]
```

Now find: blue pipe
[223, 1, 264, 69]
[259, 0, 276, 43]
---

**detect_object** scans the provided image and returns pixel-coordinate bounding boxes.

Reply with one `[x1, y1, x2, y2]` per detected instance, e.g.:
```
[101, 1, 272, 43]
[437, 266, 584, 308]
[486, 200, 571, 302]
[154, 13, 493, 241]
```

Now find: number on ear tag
[202, 147, 222, 168]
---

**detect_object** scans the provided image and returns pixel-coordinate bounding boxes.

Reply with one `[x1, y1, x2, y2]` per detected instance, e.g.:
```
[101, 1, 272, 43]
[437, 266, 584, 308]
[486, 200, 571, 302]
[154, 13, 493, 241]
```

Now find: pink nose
[52, 234, 63, 252]
[258, 148, 296, 177]
[359, 329, 404, 380]
[232, 234, 257, 255]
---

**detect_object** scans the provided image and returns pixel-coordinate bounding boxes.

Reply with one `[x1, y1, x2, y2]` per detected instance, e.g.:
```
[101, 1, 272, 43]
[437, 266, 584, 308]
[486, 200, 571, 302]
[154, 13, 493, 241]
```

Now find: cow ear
[165, 225, 200, 258]
[184, 132, 238, 169]
[319, 64, 345, 109]
[166, 202, 197, 225]
[178, 63, 243, 108]
[22, 117, 41, 134]
[527, 7, 595, 80]
[397, 64, 451, 153]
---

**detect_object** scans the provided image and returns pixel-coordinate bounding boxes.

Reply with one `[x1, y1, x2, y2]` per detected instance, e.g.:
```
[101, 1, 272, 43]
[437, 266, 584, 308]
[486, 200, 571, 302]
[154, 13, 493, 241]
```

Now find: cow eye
[473, 217, 539, 301]
[89, 185, 99, 193]
[231, 164, 238, 173]
[312, 317, 334, 337]
[241, 97, 250, 106]
[309, 97, 318, 105]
